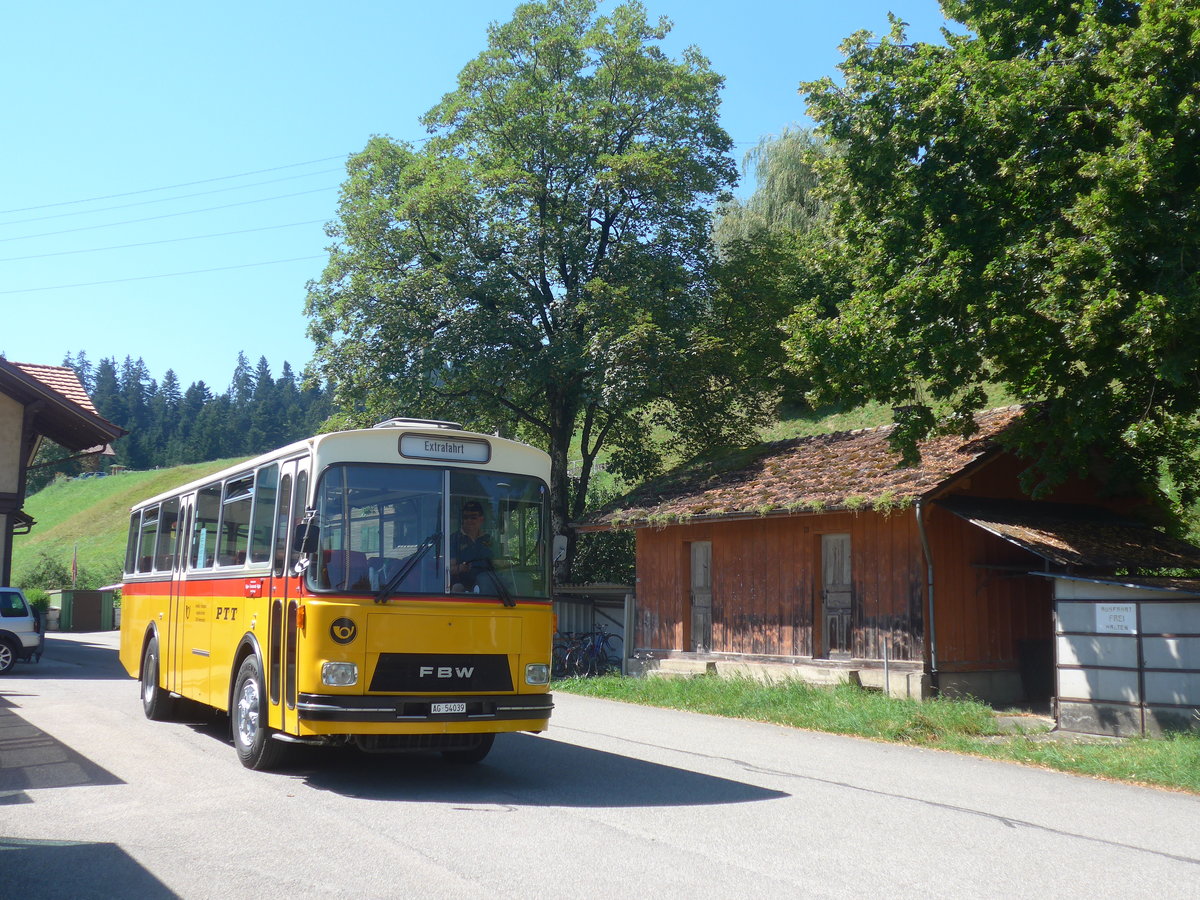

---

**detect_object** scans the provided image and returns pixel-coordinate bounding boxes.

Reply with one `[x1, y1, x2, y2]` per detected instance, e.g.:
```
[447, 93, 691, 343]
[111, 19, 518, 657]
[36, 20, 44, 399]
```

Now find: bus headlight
[322, 661, 358, 687]
[525, 664, 550, 685]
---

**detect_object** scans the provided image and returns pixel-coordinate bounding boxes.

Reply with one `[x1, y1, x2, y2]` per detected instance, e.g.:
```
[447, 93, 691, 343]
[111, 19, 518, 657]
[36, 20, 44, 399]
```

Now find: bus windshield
[312, 464, 551, 600]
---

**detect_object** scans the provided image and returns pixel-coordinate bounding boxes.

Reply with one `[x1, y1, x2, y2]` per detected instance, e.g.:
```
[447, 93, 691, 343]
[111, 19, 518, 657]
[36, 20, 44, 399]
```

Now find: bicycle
[552, 631, 580, 678]
[557, 626, 623, 677]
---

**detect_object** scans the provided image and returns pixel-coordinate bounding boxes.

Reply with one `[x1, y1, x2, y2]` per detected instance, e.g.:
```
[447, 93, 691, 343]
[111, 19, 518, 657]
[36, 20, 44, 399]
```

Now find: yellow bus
[120, 419, 556, 769]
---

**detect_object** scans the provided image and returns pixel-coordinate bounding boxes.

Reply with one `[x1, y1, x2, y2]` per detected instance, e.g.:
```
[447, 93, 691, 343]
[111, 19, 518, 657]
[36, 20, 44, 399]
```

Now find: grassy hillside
[11, 458, 246, 589]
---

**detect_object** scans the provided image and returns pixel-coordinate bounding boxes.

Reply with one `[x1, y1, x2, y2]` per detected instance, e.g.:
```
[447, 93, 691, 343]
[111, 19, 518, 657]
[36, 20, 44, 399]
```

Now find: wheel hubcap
[142, 654, 155, 703]
[0, 646, 12, 669]
[236, 677, 261, 747]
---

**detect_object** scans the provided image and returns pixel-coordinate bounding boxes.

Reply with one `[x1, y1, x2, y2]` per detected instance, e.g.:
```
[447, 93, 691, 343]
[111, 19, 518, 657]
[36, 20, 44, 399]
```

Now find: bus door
[183, 483, 221, 704]
[268, 459, 308, 733]
[167, 496, 193, 696]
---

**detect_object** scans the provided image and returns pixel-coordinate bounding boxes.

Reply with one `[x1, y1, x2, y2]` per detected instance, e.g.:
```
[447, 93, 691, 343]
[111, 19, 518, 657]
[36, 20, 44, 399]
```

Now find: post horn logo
[330, 618, 357, 644]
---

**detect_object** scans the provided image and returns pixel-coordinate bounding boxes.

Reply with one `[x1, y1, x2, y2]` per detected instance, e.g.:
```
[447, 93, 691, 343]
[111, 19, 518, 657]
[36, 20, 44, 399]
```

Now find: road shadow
[7, 634, 129, 681]
[0, 698, 124, 800]
[171, 706, 789, 809]
[291, 732, 789, 807]
[0, 837, 177, 899]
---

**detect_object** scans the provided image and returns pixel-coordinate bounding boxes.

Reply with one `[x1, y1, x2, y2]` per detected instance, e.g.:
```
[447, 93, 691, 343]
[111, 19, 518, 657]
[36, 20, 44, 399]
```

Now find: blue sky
[1, 0, 952, 391]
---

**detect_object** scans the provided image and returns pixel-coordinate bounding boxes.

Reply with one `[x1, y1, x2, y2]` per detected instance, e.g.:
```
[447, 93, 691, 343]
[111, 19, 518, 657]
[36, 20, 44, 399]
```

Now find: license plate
[432, 702, 466, 714]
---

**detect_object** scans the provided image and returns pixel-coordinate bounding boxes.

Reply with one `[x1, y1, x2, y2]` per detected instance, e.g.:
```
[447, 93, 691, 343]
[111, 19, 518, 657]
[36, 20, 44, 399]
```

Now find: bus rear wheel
[232, 655, 286, 770]
[141, 637, 175, 720]
[441, 732, 495, 764]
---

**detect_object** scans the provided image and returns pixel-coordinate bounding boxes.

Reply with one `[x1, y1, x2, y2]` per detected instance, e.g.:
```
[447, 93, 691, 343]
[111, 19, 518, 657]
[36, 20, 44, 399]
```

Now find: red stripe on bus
[121, 578, 551, 605]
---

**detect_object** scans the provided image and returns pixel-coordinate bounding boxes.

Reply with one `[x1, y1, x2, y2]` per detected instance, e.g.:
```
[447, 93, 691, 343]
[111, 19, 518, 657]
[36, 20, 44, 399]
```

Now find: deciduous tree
[305, 0, 739, 574]
[789, 0, 1200, 500]
[713, 126, 831, 249]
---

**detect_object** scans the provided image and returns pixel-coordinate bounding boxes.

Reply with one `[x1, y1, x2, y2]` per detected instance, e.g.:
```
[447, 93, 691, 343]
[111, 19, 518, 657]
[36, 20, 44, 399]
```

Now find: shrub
[24, 588, 50, 612]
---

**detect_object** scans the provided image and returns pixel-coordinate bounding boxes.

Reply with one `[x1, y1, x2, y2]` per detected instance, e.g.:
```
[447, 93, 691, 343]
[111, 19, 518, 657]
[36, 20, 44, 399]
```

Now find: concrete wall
[630, 653, 930, 700]
[936, 670, 1026, 706]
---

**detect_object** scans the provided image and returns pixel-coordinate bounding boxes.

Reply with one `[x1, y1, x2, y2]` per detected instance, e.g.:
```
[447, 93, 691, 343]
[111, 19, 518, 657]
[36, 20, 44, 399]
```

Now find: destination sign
[399, 433, 491, 464]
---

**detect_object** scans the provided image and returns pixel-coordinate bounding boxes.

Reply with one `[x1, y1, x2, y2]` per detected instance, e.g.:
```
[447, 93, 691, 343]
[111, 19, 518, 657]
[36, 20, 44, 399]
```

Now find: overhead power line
[0, 187, 336, 243]
[1, 135, 763, 219]
[0, 155, 347, 216]
[0, 220, 328, 262]
[0, 255, 325, 294]
[0, 169, 340, 228]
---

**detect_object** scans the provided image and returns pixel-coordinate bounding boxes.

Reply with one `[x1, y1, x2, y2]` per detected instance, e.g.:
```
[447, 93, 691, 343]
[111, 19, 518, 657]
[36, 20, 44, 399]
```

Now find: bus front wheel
[141, 637, 175, 720]
[232, 655, 286, 770]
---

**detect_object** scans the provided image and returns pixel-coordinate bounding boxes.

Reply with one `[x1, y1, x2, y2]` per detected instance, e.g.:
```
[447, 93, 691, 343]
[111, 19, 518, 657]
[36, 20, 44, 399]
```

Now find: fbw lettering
[419, 666, 475, 679]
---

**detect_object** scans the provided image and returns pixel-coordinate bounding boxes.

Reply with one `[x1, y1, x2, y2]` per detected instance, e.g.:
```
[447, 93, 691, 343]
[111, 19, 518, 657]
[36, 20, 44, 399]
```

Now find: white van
[0, 587, 44, 674]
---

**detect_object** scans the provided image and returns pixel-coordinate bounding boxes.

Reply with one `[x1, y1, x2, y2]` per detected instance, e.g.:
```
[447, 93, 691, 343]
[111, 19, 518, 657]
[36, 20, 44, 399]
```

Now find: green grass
[758, 401, 898, 442]
[11, 458, 246, 587]
[557, 674, 1200, 794]
[965, 729, 1200, 790]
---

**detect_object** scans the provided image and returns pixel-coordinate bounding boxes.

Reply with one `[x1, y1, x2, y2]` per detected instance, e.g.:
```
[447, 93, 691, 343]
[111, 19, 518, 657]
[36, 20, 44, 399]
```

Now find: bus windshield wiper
[479, 559, 515, 608]
[375, 532, 440, 605]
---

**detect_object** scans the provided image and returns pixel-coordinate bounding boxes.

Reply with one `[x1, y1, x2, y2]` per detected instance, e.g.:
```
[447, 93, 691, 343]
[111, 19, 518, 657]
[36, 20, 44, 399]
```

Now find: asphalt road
[3, 631, 1200, 899]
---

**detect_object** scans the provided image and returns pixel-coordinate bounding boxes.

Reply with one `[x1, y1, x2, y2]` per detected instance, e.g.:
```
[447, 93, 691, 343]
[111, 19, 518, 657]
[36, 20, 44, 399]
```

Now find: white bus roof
[129, 423, 550, 512]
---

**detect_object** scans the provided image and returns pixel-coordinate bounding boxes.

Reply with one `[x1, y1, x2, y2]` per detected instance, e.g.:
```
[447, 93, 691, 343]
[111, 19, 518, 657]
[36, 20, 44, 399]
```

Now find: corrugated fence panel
[1054, 579, 1200, 737]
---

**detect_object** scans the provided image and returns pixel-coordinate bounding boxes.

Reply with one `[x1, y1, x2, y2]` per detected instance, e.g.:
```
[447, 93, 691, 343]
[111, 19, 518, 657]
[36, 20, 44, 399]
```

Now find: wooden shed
[580, 407, 1200, 706]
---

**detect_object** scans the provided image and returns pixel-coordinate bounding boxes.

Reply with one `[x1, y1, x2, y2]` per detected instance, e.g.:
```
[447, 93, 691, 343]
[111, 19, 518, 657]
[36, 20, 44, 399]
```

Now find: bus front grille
[368, 653, 514, 692]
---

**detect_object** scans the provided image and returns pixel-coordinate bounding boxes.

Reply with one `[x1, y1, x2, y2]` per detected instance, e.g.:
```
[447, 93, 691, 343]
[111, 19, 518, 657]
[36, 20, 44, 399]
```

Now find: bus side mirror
[293, 522, 320, 554]
[551, 535, 568, 563]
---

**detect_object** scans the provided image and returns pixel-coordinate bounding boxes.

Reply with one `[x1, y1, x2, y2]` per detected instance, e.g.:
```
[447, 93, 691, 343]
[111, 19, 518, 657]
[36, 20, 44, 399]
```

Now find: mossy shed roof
[938, 495, 1200, 571]
[582, 406, 1024, 529]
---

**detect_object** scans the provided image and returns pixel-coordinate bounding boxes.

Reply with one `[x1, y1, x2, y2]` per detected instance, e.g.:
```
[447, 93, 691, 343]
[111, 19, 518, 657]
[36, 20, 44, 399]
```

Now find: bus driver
[450, 499, 494, 592]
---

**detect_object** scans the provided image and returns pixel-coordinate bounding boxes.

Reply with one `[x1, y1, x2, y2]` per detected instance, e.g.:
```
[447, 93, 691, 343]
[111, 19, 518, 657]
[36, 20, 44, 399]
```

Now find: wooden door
[690, 541, 713, 653]
[821, 533, 853, 658]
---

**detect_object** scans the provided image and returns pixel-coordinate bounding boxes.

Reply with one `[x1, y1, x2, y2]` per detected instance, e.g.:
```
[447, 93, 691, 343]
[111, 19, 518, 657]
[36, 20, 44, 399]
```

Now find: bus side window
[155, 497, 180, 571]
[125, 512, 141, 574]
[218, 474, 254, 567]
[273, 473, 293, 577]
[137, 505, 160, 573]
[288, 471, 308, 572]
[191, 484, 221, 569]
[250, 464, 279, 565]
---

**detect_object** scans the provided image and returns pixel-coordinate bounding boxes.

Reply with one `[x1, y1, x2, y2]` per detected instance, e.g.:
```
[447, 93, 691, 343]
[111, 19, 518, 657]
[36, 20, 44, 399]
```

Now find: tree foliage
[712, 126, 832, 249]
[709, 127, 848, 412]
[305, 0, 742, 575]
[788, 0, 1200, 500]
[570, 480, 635, 584]
[15, 549, 120, 593]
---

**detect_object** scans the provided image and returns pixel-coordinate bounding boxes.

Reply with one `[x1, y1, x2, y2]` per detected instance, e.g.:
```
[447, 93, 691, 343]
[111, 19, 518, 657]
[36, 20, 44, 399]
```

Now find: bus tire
[442, 732, 495, 764]
[141, 637, 176, 720]
[232, 655, 286, 770]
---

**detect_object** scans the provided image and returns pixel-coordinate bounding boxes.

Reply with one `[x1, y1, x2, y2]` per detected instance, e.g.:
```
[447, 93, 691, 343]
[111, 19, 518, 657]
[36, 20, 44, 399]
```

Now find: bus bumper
[294, 691, 553, 729]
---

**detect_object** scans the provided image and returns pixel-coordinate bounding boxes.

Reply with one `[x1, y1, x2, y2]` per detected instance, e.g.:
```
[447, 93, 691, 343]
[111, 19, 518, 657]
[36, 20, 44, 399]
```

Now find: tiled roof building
[0, 358, 125, 583]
